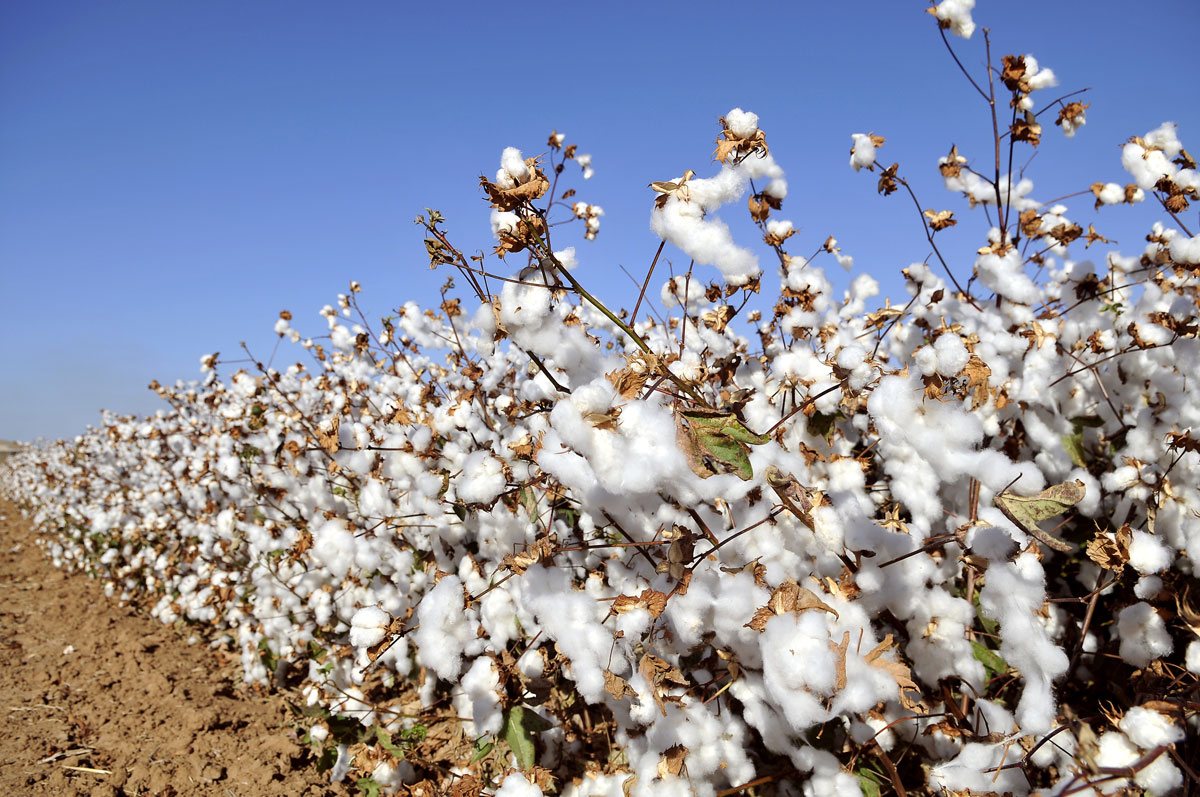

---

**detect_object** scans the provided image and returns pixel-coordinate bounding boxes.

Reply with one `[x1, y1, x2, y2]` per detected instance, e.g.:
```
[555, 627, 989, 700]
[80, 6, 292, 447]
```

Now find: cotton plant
[5, 5, 1200, 796]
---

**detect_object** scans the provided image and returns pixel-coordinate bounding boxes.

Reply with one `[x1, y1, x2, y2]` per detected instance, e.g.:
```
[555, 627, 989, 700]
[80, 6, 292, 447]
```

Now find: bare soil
[0, 499, 350, 796]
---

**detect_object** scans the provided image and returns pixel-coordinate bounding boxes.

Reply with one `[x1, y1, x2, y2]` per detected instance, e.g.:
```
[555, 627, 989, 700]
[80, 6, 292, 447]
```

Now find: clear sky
[2, 0, 1197, 442]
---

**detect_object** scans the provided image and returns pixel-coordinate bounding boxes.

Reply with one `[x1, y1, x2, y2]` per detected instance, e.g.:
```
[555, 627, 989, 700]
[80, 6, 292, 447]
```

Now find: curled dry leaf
[924, 208, 957, 232]
[604, 669, 636, 700]
[611, 588, 669, 619]
[657, 744, 689, 779]
[713, 120, 769, 164]
[764, 465, 821, 530]
[993, 479, 1086, 553]
[649, 170, 696, 210]
[865, 633, 926, 713]
[479, 156, 550, 211]
[746, 578, 839, 632]
[939, 144, 967, 178]
[1085, 523, 1132, 571]
[316, 415, 340, 455]
[638, 653, 689, 716]
[501, 534, 558, 574]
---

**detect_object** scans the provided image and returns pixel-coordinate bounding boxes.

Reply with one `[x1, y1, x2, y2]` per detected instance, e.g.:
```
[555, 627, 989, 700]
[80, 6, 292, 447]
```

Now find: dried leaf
[604, 669, 636, 700]
[993, 480, 1086, 553]
[831, 631, 850, 692]
[877, 163, 899, 196]
[764, 465, 820, 530]
[317, 416, 340, 455]
[939, 145, 967, 179]
[480, 157, 550, 211]
[649, 170, 696, 210]
[611, 588, 669, 619]
[924, 208, 957, 232]
[638, 654, 688, 716]
[865, 634, 926, 712]
[746, 578, 839, 632]
[657, 744, 689, 779]
[1086, 524, 1131, 571]
[501, 534, 557, 574]
[676, 408, 769, 481]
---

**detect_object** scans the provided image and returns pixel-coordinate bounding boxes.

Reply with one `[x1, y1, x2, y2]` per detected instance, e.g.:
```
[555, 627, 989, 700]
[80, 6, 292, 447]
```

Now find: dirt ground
[0, 498, 351, 796]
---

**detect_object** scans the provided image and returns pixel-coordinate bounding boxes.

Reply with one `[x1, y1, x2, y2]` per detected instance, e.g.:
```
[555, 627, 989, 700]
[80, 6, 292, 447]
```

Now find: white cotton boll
[1098, 182, 1124, 205]
[1116, 602, 1172, 668]
[493, 772, 543, 797]
[913, 345, 939, 376]
[1023, 54, 1057, 91]
[1134, 575, 1162, 600]
[461, 657, 503, 735]
[517, 647, 546, 679]
[1144, 121, 1183, 156]
[491, 209, 519, 237]
[929, 743, 1026, 794]
[1119, 706, 1185, 750]
[349, 606, 390, 649]
[1094, 731, 1139, 786]
[660, 275, 707, 312]
[309, 723, 329, 744]
[836, 345, 866, 371]
[976, 250, 1040, 304]
[836, 253, 854, 271]
[766, 219, 793, 239]
[1068, 469, 1101, 516]
[1135, 755, 1183, 796]
[849, 133, 877, 172]
[725, 107, 759, 137]
[931, 0, 976, 38]
[329, 743, 352, 784]
[761, 611, 835, 732]
[1128, 532, 1172, 574]
[500, 146, 530, 182]
[1168, 233, 1200, 264]
[555, 246, 578, 271]
[455, 450, 506, 505]
[933, 333, 969, 376]
[312, 519, 355, 581]
[1187, 640, 1200, 674]
[412, 576, 471, 681]
[763, 178, 788, 199]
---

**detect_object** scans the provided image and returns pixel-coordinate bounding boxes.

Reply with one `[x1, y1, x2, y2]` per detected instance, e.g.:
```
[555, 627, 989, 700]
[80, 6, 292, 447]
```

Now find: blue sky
[2, 0, 1197, 441]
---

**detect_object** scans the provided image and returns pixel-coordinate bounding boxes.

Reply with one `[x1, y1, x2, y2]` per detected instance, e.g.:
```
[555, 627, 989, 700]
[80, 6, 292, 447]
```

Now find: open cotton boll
[930, 0, 975, 38]
[1128, 531, 1172, 574]
[978, 554, 1067, 735]
[933, 333, 969, 377]
[1168, 233, 1200, 264]
[412, 576, 472, 681]
[1135, 755, 1184, 796]
[1119, 706, 1185, 750]
[760, 611, 836, 733]
[349, 606, 391, 649]
[929, 743, 1026, 794]
[849, 134, 877, 172]
[500, 146, 530, 182]
[1021, 55, 1057, 91]
[1116, 602, 1173, 668]
[976, 250, 1040, 305]
[455, 451, 506, 505]
[460, 657, 503, 735]
[311, 519, 356, 581]
[492, 772, 544, 797]
[724, 107, 759, 137]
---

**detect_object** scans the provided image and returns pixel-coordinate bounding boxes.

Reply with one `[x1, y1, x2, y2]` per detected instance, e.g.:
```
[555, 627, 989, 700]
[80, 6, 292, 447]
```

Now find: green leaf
[993, 479, 1085, 553]
[375, 727, 405, 758]
[971, 641, 1009, 679]
[1061, 431, 1087, 468]
[502, 706, 553, 770]
[356, 776, 383, 797]
[855, 764, 886, 797]
[678, 409, 769, 481]
[315, 745, 338, 772]
[469, 736, 494, 764]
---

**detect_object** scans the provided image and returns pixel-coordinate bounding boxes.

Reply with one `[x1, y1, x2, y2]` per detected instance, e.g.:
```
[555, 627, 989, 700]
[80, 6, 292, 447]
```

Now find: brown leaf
[939, 145, 967, 179]
[317, 416, 340, 455]
[877, 163, 899, 196]
[720, 558, 768, 587]
[1086, 523, 1131, 571]
[611, 589, 669, 619]
[479, 156, 550, 211]
[865, 634, 926, 712]
[657, 744, 689, 779]
[638, 654, 689, 716]
[1056, 102, 1090, 131]
[1000, 55, 1029, 93]
[501, 534, 558, 574]
[604, 669, 636, 700]
[963, 354, 992, 410]
[746, 578, 838, 632]
[713, 120, 769, 164]
[924, 208, 957, 232]
[764, 466, 820, 530]
[831, 631, 850, 692]
[1011, 113, 1042, 146]
[649, 170, 696, 210]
